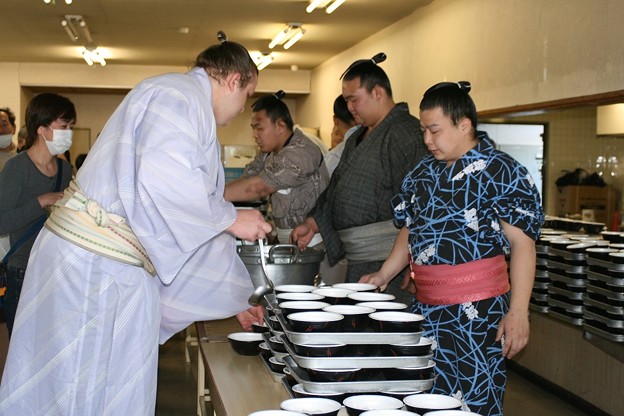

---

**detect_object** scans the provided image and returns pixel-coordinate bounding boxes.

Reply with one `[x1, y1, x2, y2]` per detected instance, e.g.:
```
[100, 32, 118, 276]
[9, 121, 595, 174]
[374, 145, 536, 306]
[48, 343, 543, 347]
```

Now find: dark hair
[251, 90, 293, 130]
[419, 81, 477, 129]
[340, 52, 392, 97]
[195, 32, 258, 88]
[333, 95, 354, 125]
[75, 153, 88, 170]
[25, 93, 76, 148]
[0, 107, 16, 127]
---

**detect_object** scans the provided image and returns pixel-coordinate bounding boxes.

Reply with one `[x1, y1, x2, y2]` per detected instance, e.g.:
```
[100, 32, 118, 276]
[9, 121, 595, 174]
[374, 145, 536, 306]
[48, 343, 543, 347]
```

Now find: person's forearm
[508, 241, 536, 313]
[378, 227, 410, 283]
[224, 176, 274, 202]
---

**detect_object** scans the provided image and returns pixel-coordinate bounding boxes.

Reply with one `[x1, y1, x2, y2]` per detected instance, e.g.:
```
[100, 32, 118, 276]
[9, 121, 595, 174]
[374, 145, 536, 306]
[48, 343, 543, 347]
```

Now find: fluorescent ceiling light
[82, 46, 106, 66]
[269, 23, 304, 50]
[326, 0, 346, 14]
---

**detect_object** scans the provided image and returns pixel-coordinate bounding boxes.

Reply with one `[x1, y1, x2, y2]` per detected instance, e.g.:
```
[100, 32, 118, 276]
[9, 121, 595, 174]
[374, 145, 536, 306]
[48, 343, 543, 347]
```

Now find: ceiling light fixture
[81, 46, 106, 67]
[306, 0, 346, 14]
[61, 15, 92, 43]
[250, 51, 273, 70]
[268, 23, 304, 50]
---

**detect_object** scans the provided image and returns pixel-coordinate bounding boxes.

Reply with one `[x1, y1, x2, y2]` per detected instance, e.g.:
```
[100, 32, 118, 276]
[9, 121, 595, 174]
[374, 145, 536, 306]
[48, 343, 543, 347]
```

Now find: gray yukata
[310, 103, 427, 283]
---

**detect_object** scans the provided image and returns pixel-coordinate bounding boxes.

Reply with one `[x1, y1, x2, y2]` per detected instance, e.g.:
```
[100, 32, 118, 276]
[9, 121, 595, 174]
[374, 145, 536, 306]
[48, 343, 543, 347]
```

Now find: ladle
[247, 238, 275, 306]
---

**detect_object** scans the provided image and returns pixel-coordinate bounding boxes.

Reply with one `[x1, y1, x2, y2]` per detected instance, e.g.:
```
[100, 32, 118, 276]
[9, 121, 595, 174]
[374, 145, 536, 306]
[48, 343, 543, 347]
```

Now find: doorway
[479, 123, 546, 200]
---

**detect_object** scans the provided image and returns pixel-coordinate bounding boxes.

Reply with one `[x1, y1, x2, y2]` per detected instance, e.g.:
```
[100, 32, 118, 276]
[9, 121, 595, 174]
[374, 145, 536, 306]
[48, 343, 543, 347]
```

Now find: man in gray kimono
[225, 92, 329, 244]
[291, 54, 427, 304]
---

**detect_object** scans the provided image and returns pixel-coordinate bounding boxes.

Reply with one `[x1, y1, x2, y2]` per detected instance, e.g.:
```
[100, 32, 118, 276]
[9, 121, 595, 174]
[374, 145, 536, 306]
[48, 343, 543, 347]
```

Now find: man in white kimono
[0, 38, 270, 415]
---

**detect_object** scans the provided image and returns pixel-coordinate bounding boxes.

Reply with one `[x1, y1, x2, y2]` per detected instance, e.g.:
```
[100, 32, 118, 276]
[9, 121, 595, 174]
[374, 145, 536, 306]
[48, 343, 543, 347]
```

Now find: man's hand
[235, 306, 265, 331]
[226, 209, 272, 242]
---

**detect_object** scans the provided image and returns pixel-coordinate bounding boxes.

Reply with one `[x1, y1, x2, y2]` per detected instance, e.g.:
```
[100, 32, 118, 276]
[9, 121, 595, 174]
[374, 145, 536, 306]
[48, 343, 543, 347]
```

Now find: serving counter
[195, 318, 290, 416]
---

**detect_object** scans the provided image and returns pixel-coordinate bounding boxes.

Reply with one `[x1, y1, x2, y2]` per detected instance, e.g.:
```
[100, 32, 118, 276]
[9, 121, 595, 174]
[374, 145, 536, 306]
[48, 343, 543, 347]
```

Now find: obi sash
[338, 219, 399, 264]
[45, 180, 156, 276]
[409, 255, 510, 305]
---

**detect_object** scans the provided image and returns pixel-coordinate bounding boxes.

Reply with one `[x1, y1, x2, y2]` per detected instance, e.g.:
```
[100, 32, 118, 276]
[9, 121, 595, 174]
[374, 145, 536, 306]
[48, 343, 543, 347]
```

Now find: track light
[250, 51, 273, 70]
[306, 0, 346, 14]
[81, 46, 106, 66]
[61, 19, 78, 41]
[269, 23, 305, 50]
[79, 20, 93, 43]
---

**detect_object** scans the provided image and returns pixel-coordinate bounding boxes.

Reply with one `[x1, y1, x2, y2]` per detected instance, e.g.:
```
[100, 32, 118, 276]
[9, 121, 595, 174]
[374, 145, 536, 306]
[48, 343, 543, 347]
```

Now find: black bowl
[291, 384, 347, 403]
[267, 315, 283, 332]
[379, 389, 429, 401]
[269, 356, 287, 373]
[307, 367, 361, 383]
[370, 311, 425, 333]
[268, 335, 287, 353]
[287, 311, 344, 332]
[581, 221, 605, 234]
[356, 301, 408, 312]
[252, 322, 271, 334]
[227, 332, 264, 356]
[402, 393, 463, 414]
[380, 336, 433, 356]
[601, 231, 624, 244]
[312, 288, 354, 305]
[608, 251, 624, 264]
[291, 342, 347, 357]
[586, 247, 619, 261]
[280, 398, 342, 416]
[280, 301, 331, 316]
[323, 305, 376, 332]
[345, 344, 379, 357]
[382, 361, 436, 381]
[343, 395, 404, 416]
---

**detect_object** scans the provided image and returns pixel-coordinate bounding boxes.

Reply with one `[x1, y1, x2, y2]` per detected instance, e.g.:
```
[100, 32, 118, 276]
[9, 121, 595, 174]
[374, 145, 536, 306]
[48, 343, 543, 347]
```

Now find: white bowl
[275, 284, 317, 293]
[355, 301, 408, 311]
[403, 393, 463, 413]
[360, 410, 416, 416]
[343, 395, 403, 413]
[280, 397, 342, 415]
[277, 292, 325, 302]
[312, 288, 354, 298]
[323, 305, 376, 315]
[332, 282, 378, 292]
[348, 292, 396, 302]
[248, 411, 307, 416]
[422, 411, 482, 416]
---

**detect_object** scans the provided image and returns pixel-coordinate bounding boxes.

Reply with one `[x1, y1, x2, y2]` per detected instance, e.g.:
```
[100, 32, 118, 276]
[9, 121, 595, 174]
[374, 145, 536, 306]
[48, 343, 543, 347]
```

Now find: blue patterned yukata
[393, 131, 544, 416]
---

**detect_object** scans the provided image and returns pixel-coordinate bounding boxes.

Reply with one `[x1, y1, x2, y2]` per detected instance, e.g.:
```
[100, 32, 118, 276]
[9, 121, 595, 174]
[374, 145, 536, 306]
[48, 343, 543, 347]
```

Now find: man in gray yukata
[291, 54, 428, 304]
[225, 91, 329, 245]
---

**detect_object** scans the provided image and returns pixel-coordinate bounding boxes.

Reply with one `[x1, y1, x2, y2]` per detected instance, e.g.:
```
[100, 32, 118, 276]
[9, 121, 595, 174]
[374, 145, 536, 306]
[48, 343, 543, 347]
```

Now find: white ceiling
[0, 0, 432, 70]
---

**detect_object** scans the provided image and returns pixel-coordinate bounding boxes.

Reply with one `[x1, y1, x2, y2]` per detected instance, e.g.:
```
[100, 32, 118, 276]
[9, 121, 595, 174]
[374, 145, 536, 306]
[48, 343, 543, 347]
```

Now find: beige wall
[297, 0, 624, 215]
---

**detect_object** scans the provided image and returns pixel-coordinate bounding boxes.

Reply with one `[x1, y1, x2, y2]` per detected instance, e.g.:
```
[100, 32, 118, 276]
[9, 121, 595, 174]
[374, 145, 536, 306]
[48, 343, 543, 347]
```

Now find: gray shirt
[0, 152, 71, 268]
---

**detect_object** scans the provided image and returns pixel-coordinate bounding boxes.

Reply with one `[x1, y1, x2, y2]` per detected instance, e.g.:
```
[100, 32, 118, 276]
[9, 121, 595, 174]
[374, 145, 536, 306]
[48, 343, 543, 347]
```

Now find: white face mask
[44, 129, 73, 156]
[0, 133, 13, 149]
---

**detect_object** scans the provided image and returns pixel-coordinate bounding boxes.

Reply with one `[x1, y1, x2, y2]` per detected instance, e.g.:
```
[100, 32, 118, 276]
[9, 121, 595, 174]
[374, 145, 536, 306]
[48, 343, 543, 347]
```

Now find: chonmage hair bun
[457, 81, 471, 93]
[371, 52, 387, 64]
[217, 31, 228, 43]
[273, 90, 286, 100]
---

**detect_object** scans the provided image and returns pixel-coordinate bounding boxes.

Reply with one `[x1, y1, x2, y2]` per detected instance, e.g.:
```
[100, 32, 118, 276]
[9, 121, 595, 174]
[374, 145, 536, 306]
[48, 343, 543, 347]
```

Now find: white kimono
[0, 67, 254, 415]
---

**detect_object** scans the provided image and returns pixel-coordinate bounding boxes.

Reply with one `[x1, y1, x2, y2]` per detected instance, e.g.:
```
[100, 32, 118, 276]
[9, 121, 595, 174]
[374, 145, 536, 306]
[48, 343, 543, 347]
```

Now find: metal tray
[275, 311, 423, 345]
[548, 285, 584, 301]
[583, 295, 624, 316]
[547, 259, 586, 274]
[548, 271, 586, 288]
[261, 333, 290, 360]
[586, 257, 624, 271]
[587, 270, 624, 287]
[282, 355, 435, 394]
[529, 303, 549, 314]
[259, 351, 286, 383]
[548, 298, 584, 313]
[584, 310, 624, 329]
[586, 283, 624, 301]
[547, 248, 587, 263]
[531, 293, 549, 302]
[281, 336, 432, 369]
[548, 308, 584, 326]
[583, 323, 624, 343]
[533, 281, 550, 290]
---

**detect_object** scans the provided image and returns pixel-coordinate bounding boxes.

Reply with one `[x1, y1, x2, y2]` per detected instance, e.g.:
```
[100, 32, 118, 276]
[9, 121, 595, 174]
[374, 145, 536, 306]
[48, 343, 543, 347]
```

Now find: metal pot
[237, 243, 325, 288]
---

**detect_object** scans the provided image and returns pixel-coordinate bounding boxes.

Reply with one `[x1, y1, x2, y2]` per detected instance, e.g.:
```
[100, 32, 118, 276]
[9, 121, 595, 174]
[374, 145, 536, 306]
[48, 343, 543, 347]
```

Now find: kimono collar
[434, 130, 494, 178]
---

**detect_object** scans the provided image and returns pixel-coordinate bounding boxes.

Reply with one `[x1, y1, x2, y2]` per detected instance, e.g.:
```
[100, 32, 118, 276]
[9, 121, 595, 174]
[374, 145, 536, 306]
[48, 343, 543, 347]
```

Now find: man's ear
[275, 118, 287, 132]
[459, 117, 471, 134]
[225, 72, 242, 91]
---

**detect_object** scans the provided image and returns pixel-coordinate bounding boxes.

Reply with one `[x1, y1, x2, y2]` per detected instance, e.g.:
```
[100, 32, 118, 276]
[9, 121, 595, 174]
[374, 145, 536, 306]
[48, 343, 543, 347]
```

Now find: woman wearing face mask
[0, 93, 74, 335]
